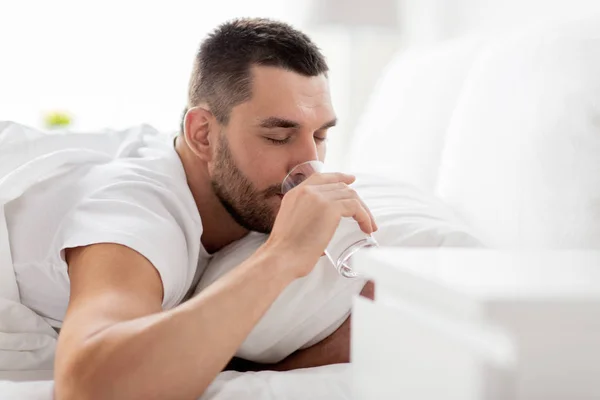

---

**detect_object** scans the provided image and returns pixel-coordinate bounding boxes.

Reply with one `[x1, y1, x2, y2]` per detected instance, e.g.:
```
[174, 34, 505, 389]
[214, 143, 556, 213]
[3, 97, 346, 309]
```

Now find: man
[2, 18, 376, 399]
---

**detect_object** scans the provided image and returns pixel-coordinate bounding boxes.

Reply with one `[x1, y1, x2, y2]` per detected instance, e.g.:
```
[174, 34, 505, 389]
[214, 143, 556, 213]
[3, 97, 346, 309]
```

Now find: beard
[210, 135, 281, 234]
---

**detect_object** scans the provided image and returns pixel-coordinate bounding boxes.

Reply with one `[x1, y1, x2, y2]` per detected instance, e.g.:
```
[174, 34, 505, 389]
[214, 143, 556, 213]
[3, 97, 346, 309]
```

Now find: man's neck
[174, 136, 249, 254]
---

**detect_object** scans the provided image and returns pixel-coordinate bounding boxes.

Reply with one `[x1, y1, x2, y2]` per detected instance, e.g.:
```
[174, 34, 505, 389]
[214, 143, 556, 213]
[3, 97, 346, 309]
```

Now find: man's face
[209, 65, 336, 234]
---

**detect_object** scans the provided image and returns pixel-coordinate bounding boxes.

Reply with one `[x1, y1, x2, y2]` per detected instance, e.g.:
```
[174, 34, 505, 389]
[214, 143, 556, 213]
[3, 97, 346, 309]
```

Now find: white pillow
[194, 175, 482, 363]
[436, 16, 600, 248]
[0, 299, 57, 371]
[347, 37, 486, 193]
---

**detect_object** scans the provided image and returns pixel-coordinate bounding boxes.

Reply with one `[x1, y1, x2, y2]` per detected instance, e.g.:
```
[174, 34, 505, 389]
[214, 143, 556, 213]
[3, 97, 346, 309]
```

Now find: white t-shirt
[4, 133, 209, 328]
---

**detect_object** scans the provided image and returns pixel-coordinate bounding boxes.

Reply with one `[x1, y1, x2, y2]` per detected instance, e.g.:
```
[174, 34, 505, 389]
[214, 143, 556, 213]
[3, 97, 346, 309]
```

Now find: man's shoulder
[93, 135, 184, 186]
[82, 154, 201, 229]
[72, 135, 191, 207]
[45, 135, 203, 244]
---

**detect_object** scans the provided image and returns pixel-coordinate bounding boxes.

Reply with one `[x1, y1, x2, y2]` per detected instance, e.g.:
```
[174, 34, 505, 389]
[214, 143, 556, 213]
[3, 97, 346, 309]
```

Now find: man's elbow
[54, 339, 128, 400]
[54, 349, 109, 400]
[54, 344, 211, 400]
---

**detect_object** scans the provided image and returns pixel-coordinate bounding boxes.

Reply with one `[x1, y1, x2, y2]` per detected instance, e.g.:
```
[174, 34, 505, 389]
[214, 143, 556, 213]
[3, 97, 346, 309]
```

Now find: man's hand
[266, 172, 377, 279]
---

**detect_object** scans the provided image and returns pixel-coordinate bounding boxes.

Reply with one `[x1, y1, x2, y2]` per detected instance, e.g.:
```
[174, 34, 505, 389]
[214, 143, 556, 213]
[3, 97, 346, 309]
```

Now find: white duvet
[0, 122, 481, 399]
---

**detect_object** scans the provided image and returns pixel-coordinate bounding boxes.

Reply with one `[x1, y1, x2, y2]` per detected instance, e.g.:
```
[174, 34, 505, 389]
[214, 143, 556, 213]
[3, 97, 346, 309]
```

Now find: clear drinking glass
[281, 160, 378, 278]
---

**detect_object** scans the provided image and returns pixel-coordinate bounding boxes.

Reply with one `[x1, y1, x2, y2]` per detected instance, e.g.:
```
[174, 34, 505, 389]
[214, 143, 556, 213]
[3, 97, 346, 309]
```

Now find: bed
[6, 5, 599, 399]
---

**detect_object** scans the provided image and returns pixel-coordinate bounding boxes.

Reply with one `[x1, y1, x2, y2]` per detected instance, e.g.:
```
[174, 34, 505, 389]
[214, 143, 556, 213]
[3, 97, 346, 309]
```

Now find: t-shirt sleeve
[55, 178, 194, 309]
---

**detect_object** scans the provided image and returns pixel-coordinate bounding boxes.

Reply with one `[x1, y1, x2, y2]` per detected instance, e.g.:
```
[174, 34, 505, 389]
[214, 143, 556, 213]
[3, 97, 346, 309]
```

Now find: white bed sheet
[0, 364, 352, 400]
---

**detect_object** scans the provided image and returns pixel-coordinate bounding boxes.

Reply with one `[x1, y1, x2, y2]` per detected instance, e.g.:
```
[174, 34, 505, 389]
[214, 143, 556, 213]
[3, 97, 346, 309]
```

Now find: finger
[319, 184, 378, 231]
[357, 196, 379, 231]
[321, 186, 358, 200]
[315, 182, 350, 192]
[304, 172, 355, 186]
[339, 199, 373, 234]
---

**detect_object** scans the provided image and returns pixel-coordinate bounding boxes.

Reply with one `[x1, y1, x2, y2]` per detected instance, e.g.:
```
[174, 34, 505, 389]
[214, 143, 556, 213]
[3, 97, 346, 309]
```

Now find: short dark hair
[181, 18, 328, 131]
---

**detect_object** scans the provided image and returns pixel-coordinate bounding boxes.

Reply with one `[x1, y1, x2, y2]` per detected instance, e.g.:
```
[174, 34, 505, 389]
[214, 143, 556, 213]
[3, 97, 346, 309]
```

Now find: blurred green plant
[44, 111, 72, 129]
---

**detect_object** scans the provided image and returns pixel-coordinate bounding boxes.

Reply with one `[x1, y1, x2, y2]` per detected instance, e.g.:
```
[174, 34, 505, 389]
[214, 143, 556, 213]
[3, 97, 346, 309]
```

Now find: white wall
[0, 0, 308, 133]
[4, 0, 597, 169]
[399, 0, 600, 44]
[0, 0, 403, 170]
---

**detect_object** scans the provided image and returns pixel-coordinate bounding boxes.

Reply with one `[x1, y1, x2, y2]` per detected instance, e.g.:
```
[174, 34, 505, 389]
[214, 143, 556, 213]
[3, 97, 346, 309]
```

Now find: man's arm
[55, 242, 295, 400]
[225, 281, 375, 372]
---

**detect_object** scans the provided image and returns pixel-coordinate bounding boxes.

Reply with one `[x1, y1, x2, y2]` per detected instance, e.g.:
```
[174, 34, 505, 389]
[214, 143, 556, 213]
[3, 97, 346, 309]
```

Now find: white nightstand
[351, 249, 600, 400]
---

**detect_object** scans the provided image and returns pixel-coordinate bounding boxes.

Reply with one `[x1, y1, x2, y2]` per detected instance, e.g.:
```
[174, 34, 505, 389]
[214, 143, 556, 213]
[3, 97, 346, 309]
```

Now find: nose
[288, 134, 320, 170]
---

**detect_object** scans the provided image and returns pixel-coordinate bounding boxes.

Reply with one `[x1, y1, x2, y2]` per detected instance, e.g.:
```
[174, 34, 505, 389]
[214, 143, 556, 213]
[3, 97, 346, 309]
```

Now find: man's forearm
[57, 246, 295, 400]
[226, 281, 375, 372]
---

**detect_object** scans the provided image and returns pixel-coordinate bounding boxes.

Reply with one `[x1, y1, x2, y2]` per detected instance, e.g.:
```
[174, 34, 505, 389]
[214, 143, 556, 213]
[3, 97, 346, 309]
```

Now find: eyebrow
[259, 117, 337, 130]
[260, 117, 300, 129]
[319, 118, 337, 130]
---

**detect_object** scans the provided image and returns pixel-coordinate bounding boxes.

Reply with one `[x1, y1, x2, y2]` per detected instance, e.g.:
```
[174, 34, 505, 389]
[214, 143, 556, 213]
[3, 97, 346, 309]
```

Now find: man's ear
[183, 106, 216, 162]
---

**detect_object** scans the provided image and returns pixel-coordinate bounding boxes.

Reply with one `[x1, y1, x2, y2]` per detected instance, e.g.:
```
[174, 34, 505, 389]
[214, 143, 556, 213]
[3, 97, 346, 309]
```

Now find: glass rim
[281, 159, 325, 194]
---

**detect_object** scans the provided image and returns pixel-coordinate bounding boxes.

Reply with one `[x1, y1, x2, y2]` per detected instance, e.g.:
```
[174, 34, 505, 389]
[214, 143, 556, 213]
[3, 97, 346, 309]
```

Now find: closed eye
[265, 136, 327, 145]
[265, 136, 291, 145]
